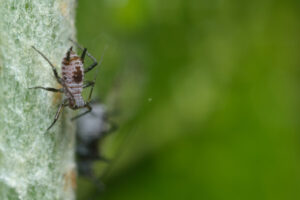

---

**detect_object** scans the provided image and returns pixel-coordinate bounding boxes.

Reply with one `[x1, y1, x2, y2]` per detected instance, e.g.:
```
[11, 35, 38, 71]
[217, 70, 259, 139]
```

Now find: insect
[30, 39, 102, 130]
[76, 102, 117, 188]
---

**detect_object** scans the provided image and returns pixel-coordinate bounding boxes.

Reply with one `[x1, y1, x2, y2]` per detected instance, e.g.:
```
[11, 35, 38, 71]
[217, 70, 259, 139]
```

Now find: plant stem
[0, 0, 77, 199]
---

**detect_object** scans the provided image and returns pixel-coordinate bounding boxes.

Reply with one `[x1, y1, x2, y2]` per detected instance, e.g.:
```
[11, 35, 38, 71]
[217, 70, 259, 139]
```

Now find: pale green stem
[0, 0, 77, 199]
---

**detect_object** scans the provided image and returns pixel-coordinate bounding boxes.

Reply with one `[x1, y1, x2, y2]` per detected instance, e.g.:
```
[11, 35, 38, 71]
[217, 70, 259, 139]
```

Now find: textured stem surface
[0, 1, 77, 199]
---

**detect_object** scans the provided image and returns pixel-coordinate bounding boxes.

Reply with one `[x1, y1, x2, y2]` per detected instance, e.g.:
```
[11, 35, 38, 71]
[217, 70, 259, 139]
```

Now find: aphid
[76, 102, 117, 188]
[30, 39, 102, 130]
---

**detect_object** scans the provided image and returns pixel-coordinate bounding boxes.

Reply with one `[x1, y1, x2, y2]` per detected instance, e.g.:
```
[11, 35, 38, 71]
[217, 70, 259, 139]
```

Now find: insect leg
[68, 39, 98, 73]
[71, 103, 92, 121]
[47, 99, 68, 131]
[29, 86, 63, 93]
[32, 46, 62, 84]
[87, 81, 96, 102]
[83, 81, 95, 89]
[81, 48, 87, 61]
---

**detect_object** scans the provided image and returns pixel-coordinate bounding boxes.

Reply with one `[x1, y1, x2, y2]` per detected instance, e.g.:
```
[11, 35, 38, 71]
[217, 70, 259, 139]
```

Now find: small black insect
[30, 39, 103, 130]
[76, 102, 117, 188]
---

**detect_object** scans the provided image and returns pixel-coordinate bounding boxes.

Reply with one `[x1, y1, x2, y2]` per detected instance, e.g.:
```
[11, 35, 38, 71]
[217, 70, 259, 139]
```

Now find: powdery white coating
[62, 50, 85, 108]
[0, 1, 76, 200]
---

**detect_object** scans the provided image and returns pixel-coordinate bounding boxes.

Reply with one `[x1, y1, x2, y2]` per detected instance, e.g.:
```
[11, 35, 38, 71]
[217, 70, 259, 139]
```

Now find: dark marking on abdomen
[73, 66, 83, 83]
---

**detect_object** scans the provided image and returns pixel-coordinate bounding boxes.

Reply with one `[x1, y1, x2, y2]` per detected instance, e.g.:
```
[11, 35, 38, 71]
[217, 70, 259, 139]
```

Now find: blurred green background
[76, 0, 300, 199]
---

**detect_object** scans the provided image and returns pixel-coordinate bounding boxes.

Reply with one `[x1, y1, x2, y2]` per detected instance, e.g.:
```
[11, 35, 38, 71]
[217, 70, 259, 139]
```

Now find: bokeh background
[76, 0, 300, 199]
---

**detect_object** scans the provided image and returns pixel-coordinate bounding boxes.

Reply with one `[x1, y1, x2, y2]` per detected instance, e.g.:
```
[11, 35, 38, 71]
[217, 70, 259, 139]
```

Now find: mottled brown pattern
[62, 56, 80, 65]
[72, 66, 82, 83]
[70, 56, 80, 61]
[62, 61, 69, 65]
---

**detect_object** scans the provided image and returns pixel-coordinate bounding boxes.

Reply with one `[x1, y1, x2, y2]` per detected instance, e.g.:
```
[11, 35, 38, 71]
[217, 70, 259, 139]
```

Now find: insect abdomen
[62, 51, 85, 108]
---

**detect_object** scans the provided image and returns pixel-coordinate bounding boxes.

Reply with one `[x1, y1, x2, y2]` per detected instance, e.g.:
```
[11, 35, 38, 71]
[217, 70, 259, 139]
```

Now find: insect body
[30, 39, 100, 130]
[62, 47, 85, 109]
